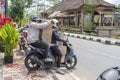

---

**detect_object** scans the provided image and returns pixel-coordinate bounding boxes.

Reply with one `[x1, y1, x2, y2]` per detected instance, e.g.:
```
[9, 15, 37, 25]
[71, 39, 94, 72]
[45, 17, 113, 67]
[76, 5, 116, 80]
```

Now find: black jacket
[51, 29, 63, 44]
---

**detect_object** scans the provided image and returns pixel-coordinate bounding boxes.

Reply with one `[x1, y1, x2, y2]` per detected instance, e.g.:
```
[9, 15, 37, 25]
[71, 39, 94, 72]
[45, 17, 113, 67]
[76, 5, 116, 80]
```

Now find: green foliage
[84, 1, 96, 30]
[0, 37, 5, 52]
[116, 4, 120, 11]
[116, 31, 120, 39]
[58, 26, 81, 33]
[25, 0, 33, 7]
[49, 0, 62, 5]
[9, 0, 33, 23]
[84, 4, 96, 13]
[84, 23, 93, 30]
[0, 23, 20, 56]
[36, 0, 61, 12]
[9, 0, 24, 23]
[114, 5, 120, 23]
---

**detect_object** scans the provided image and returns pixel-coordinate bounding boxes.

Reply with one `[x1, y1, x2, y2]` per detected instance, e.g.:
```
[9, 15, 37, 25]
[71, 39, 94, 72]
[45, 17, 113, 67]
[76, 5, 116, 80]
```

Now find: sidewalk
[0, 50, 80, 80]
[0, 52, 4, 80]
[1, 50, 54, 80]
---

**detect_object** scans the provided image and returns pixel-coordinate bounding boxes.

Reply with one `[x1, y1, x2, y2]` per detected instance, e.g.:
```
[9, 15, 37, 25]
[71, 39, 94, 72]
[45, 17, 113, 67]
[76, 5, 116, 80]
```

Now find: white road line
[51, 69, 81, 80]
[68, 72, 81, 80]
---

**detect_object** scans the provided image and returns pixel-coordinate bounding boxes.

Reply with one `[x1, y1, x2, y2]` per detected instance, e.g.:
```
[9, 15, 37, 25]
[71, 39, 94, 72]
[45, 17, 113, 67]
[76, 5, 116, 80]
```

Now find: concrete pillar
[81, 10, 84, 34]
[99, 14, 101, 27]
[5, 0, 8, 18]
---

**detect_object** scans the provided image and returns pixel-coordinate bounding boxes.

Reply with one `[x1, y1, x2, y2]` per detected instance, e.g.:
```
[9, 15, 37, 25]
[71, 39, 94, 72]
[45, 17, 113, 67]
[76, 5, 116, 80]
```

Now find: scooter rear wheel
[25, 53, 41, 71]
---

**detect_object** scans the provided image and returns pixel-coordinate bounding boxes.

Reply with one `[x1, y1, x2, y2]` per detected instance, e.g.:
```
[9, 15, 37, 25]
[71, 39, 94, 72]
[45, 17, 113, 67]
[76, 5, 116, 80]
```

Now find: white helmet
[52, 19, 59, 28]
[97, 67, 120, 80]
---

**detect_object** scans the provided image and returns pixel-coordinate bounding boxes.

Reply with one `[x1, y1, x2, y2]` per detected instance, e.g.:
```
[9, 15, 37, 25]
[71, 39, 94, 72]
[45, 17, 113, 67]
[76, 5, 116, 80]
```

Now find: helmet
[51, 19, 59, 28]
[97, 67, 120, 80]
[32, 16, 41, 21]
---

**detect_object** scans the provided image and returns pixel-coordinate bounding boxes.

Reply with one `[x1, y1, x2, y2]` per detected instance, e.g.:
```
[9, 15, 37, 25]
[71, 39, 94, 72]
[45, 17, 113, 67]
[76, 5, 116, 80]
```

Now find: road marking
[68, 72, 81, 80]
[50, 68, 81, 80]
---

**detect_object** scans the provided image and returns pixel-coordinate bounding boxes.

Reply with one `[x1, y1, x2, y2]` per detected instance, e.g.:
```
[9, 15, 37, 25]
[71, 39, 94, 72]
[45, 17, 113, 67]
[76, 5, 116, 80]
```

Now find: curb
[50, 68, 81, 80]
[64, 32, 120, 46]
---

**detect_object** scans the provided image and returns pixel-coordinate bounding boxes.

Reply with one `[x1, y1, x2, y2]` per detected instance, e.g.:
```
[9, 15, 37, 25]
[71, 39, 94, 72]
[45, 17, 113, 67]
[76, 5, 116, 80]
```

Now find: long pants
[30, 40, 49, 58]
[50, 46, 62, 68]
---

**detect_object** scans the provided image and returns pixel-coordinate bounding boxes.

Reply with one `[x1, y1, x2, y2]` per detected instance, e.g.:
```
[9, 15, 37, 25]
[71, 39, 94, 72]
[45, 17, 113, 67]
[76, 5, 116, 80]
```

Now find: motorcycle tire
[65, 55, 77, 70]
[25, 53, 41, 71]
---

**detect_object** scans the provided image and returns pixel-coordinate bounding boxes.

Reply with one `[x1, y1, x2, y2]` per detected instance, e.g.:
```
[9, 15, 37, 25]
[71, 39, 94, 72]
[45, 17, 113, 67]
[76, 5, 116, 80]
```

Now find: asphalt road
[68, 37, 120, 80]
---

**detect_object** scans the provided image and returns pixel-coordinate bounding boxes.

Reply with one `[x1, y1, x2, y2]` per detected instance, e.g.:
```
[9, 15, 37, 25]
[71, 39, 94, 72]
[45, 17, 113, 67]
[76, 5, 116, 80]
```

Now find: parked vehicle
[19, 28, 27, 50]
[97, 66, 120, 80]
[24, 37, 77, 70]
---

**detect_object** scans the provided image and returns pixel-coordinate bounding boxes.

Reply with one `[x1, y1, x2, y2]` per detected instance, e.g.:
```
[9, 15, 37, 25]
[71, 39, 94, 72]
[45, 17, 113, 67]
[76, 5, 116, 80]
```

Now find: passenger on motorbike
[50, 20, 67, 75]
[27, 16, 52, 61]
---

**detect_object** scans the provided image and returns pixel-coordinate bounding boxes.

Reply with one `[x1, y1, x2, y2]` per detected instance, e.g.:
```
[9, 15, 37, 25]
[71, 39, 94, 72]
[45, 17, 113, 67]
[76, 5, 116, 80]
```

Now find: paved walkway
[0, 50, 54, 80]
[0, 50, 80, 80]
[0, 52, 4, 80]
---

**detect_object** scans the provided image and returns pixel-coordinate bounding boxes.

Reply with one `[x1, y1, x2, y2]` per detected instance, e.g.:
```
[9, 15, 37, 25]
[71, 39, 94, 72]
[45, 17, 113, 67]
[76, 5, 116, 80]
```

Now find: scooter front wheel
[65, 55, 77, 70]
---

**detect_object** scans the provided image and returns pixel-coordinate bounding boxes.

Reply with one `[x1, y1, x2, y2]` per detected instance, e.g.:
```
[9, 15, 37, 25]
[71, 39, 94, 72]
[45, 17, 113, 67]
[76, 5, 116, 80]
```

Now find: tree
[48, 0, 62, 5]
[114, 5, 120, 25]
[9, 0, 33, 26]
[24, 0, 62, 19]
[84, 0, 96, 30]
[9, 0, 61, 26]
[35, 0, 62, 13]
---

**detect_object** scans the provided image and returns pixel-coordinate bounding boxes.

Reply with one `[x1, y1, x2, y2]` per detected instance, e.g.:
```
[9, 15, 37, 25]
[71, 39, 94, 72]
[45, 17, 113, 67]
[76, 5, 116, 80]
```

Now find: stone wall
[96, 26, 118, 38]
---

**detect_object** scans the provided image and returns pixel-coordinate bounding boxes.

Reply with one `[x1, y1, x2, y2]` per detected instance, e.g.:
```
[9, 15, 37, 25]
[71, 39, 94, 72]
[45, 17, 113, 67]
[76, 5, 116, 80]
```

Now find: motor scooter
[24, 37, 77, 70]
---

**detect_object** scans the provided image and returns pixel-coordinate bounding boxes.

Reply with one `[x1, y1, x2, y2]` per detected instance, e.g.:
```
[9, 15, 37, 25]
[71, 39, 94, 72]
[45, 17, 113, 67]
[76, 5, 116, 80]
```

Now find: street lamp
[5, 0, 8, 18]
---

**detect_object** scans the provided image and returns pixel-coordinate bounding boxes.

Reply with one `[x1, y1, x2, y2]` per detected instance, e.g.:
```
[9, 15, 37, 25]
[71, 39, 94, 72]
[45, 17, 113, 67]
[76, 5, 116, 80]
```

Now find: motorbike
[19, 28, 27, 50]
[24, 37, 77, 71]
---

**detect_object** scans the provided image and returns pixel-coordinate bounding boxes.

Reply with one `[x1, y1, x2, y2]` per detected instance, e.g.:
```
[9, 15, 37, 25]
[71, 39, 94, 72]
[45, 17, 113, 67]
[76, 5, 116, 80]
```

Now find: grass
[59, 26, 97, 36]
[59, 26, 81, 34]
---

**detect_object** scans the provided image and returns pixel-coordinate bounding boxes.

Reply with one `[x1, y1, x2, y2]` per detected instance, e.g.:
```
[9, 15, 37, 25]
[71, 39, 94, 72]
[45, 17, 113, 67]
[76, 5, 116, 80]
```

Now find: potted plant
[0, 23, 20, 64]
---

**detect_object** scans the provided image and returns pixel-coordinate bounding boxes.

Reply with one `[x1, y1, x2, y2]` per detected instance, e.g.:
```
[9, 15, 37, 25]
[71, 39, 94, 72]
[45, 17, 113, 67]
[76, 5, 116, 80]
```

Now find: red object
[21, 38, 25, 43]
[13, 23, 16, 28]
[23, 32, 27, 39]
[0, 13, 15, 28]
[0, 14, 2, 19]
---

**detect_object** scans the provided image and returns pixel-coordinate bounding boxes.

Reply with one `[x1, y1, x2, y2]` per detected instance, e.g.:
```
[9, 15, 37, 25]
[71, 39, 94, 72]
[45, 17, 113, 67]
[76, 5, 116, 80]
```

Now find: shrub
[0, 23, 20, 64]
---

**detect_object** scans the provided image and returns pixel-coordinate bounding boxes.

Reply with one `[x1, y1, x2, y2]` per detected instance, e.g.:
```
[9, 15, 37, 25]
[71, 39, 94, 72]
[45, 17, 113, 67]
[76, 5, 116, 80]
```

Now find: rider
[50, 19, 67, 74]
[27, 16, 52, 61]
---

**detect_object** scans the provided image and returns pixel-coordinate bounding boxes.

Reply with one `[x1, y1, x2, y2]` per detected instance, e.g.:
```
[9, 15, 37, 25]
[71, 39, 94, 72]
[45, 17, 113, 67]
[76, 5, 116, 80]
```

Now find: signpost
[0, 0, 5, 15]
[0, 0, 8, 17]
[4, 0, 8, 18]
[0, 0, 16, 28]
